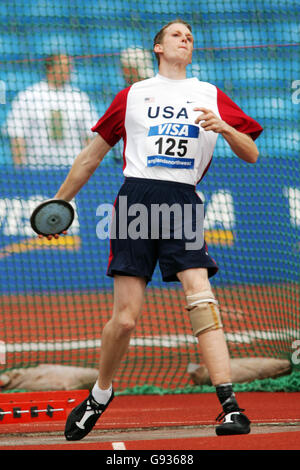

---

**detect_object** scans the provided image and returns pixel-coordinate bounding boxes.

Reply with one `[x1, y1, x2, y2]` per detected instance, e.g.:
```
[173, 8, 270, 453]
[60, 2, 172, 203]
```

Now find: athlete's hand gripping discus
[30, 199, 74, 237]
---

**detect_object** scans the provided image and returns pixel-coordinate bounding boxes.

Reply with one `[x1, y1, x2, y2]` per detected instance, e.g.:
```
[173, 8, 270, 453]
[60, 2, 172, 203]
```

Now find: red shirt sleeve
[217, 88, 263, 140]
[91, 86, 131, 146]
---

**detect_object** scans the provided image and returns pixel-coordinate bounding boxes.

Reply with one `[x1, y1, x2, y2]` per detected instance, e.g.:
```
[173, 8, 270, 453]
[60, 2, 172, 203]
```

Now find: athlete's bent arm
[54, 134, 111, 201]
[219, 126, 258, 164]
[194, 107, 259, 164]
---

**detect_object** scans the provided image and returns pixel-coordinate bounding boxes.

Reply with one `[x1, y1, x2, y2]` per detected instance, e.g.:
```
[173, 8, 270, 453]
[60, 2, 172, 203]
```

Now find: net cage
[0, 0, 299, 391]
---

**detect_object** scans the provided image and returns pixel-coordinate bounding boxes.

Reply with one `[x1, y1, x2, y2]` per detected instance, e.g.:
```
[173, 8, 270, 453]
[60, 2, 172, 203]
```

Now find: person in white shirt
[4, 53, 98, 168]
[45, 20, 263, 439]
[111, 47, 155, 162]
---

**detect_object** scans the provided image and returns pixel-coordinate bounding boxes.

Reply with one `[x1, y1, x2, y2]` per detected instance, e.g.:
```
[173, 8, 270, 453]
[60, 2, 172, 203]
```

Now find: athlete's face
[155, 23, 194, 66]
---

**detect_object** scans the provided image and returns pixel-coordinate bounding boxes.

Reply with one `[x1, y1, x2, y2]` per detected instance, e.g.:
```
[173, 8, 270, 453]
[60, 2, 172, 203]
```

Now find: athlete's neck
[158, 62, 187, 80]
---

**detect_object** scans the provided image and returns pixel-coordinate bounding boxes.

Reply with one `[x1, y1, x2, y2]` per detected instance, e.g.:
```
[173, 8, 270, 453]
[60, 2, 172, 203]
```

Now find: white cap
[120, 47, 154, 79]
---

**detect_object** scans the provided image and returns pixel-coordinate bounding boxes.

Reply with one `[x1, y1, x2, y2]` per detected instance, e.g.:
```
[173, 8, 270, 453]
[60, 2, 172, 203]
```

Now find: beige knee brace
[186, 289, 223, 336]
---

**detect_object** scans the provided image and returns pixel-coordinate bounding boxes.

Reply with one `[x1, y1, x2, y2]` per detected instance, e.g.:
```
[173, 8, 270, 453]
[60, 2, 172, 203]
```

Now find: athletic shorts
[107, 177, 218, 282]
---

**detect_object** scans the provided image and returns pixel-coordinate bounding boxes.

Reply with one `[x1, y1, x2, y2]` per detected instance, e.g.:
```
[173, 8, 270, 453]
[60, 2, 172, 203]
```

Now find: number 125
[154, 137, 188, 157]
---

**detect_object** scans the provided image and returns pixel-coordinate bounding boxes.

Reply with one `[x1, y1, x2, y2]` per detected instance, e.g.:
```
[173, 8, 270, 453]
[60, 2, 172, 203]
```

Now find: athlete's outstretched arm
[54, 134, 111, 201]
[194, 107, 259, 164]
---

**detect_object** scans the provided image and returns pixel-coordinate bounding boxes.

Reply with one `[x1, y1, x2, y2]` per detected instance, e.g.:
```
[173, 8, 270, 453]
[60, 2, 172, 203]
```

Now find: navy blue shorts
[107, 177, 218, 282]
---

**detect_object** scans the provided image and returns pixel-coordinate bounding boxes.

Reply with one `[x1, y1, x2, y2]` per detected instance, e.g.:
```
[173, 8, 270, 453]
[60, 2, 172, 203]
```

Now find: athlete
[51, 19, 263, 440]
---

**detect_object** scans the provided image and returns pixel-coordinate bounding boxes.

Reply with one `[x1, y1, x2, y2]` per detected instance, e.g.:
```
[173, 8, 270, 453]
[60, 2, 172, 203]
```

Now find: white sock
[92, 381, 112, 405]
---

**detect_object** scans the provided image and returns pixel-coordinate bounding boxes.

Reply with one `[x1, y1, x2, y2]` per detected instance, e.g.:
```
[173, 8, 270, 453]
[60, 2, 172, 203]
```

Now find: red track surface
[1, 284, 299, 450]
[0, 391, 299, 450]
[3, 432, 299, 450]
[1, 284, 298, 390]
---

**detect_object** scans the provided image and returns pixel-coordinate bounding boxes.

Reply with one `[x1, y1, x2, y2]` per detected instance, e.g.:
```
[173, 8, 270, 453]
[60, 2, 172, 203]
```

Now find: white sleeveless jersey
[92, 74, 262, 185]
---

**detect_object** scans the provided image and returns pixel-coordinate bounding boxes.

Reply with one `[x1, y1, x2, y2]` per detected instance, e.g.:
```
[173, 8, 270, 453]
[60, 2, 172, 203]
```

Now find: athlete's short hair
[153, 19, 192, 64]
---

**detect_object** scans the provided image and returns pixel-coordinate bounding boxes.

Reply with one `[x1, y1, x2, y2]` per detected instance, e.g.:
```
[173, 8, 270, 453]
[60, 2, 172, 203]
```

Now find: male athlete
[51, 19, 263, 439]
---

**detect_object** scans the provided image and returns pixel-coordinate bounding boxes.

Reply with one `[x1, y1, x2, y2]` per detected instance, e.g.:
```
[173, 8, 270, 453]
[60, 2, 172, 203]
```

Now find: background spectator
[4, 53, 99, 168]
[120, 47, 155, 85]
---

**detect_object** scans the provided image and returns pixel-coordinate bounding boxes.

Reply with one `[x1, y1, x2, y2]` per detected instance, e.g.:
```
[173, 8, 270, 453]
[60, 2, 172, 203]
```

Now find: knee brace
[186, 289, 223, 336]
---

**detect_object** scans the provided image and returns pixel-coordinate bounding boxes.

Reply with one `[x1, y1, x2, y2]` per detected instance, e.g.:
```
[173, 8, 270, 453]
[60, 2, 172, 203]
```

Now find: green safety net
[0, 0, 299, 393]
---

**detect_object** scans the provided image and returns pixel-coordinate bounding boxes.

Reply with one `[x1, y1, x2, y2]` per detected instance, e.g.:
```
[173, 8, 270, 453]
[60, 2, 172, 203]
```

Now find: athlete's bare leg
[98, 275, 147, 390]
[177, 267, 232, 385]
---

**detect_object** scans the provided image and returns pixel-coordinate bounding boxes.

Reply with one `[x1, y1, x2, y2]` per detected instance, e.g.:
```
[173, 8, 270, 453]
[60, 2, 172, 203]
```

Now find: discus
[30, 199, 74, 236]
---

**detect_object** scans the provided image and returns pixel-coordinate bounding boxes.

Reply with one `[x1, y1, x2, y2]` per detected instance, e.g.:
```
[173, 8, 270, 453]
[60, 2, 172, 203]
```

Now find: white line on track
[3, 328, 299, 353]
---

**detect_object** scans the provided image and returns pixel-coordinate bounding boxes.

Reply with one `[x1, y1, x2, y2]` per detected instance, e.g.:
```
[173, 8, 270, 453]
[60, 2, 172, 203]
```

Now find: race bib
[146, 123, 199, 169]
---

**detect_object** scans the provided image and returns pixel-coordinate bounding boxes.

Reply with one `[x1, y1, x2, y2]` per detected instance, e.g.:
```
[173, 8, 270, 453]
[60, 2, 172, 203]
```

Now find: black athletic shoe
[64, 390, 114, 441]
[215, 409, 251, 436]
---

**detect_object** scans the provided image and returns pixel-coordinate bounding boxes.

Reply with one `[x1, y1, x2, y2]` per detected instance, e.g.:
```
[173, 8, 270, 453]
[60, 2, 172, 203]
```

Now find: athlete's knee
[112, 311, 137, 336]
[178, 268, 210, 296]
[185, 288, 223, 336]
